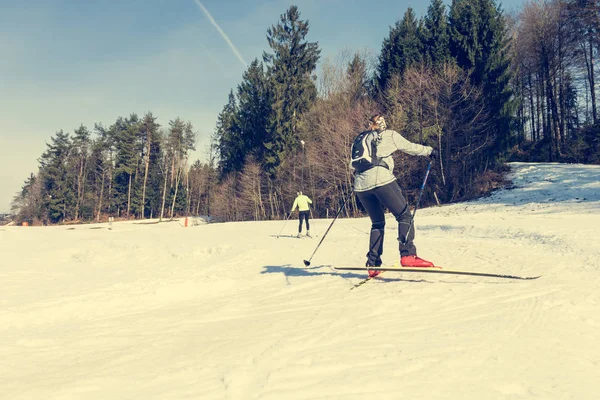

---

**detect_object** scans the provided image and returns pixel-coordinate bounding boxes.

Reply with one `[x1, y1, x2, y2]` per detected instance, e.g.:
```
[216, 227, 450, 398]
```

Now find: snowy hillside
[1, 162, 599, 399]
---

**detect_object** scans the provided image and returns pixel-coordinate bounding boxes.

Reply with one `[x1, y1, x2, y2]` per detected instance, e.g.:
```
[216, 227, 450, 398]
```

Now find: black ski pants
[298, 210, 310, 232]
[356, 181, 416, 266]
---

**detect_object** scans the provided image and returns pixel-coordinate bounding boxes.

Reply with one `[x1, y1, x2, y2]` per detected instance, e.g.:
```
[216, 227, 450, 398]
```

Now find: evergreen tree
[377, 21, 402, 92]
[237, 58, 272, 164]
[145, 123, 164, 219]
[70, 125, 91, 220]
[400, 8, 425, 69]
[90, 123, 117, 219]
[166, 118, 196, 218]
[38, 130, 73, 223]
[347, 53, 370, 101]
[376, 8, 424, 92]
[449, 0, 514, 154]
[422, 0, 451, 68]
[262, 5, 320, 175]
[112, 114, 140, 218]
[215, 91, 243, 176]
[139, 112, 161, 218]
[449, 0, 480, 72]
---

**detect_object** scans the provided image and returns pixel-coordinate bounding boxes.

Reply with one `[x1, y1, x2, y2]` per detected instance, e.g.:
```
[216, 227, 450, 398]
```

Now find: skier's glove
[429, 149, 438, 160]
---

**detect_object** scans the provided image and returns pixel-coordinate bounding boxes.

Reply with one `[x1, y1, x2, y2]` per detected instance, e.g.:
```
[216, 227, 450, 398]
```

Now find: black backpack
[350, 130, 389, 173]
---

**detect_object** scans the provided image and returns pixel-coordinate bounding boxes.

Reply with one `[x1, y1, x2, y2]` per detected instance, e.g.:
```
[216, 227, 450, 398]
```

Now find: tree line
[12, 0, 599, 225]
[12, 114, 197, 224]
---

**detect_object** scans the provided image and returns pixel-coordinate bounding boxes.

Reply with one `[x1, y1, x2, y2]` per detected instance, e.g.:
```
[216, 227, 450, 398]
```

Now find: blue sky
[0, 0, 524, 213]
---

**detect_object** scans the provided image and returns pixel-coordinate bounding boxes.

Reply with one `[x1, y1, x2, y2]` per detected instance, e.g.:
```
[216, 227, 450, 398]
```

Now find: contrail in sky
[193, 0, 247, 67]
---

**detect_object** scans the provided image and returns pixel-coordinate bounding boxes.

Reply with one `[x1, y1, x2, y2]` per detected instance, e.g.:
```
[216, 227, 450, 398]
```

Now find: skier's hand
[429, 149, 438, 160]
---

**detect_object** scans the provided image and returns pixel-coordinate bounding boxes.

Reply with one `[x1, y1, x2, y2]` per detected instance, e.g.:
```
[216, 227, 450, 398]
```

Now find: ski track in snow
[1, 162, 600, 400]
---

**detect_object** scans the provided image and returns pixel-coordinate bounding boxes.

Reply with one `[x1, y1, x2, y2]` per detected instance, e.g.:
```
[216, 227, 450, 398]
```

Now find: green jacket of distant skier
[291, 193, 312, 212]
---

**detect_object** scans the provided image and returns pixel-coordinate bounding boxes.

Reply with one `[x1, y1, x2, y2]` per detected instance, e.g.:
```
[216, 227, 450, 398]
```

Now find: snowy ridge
[1, 162, 599, 399]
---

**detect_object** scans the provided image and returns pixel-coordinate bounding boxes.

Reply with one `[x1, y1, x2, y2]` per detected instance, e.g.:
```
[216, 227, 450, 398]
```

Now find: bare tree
[238, 157, 267, 220]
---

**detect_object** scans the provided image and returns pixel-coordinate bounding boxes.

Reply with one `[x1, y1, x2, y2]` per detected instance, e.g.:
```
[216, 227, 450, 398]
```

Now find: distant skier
[350, 114, 438, 277]
[290, 191, 313, 238]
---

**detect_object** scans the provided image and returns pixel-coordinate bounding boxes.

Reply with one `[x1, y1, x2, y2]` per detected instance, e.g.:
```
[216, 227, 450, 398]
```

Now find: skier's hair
[369, 114, 387, 131]
[369, 114, 382, 124]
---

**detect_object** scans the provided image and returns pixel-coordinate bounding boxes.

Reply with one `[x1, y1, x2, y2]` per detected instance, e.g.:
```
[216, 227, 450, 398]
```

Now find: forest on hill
[11, 0, 600, 225]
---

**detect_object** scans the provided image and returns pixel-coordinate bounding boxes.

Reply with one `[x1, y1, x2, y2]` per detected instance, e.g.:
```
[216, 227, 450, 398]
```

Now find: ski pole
[403, 160, 432, 244]
[303, 191, 352, 266]
[276, 211, 293, 238]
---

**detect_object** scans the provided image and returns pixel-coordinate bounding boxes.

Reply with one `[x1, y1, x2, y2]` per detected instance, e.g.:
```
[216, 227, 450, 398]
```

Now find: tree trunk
[141, 135, 151, 219]
[96, 169, 105, 222]
[108, 151, 114, 216]
[589, 38, 597, 123]
[75, 157, 83, 220]
[207, 172, 211, 217]
[528, 72, 536, 141]
[185, 168, 191, 216]
[127, 173, 132, 218]
[268, 184, 276, 219]
[437, 124, 446, 186]
[160, 168, 167, 221]
[544, 59, 561, 159]
[196, 183, 202, 215]
[170, 156, 175, 188]
[537, 73, 545, 143]
[170, 164, 182, 219]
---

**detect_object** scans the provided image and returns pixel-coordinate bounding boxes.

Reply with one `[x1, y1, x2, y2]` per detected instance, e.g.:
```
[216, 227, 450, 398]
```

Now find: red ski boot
[368, 269, 381, 278]
[366, 259, 382, 278]
[401, 255, 435, 268]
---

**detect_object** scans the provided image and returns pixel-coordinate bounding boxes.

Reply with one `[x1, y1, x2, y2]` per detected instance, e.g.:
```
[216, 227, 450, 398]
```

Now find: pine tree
[449, 0, 514, 154]
[139, 112, 160, 218]
[422, 0, 451, 68]
[376, 8, 424, 92]
[262, 5, 320, 176]
[38, 130, 73, 223]
[377, 21, 402, 93]
[449, 0, 480, 73]
[145, 123, 164, 219]
[214, 91, 243, 176]
[71, 125, 91, 220]
[166, 118, 196, 218]
[237, 59, 272, 164]
[112, 114, 140, 218]
[400, 8, 425, 70]
[90, 123, 116, 220]
[347, 53, 370, 101]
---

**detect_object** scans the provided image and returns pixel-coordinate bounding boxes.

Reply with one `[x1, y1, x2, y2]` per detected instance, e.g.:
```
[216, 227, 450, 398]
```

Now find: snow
[1, 162, 599, 399]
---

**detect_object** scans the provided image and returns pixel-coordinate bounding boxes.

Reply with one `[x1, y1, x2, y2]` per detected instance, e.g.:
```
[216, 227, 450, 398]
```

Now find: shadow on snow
[260, 264, 428, 284]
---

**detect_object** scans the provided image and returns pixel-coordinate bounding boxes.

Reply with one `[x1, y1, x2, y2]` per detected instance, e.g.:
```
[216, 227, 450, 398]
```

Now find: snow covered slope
[1, 162, 599, 399]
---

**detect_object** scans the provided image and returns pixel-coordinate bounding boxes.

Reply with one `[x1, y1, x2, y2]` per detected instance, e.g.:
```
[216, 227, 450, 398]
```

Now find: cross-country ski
[335, 266, 541, 281]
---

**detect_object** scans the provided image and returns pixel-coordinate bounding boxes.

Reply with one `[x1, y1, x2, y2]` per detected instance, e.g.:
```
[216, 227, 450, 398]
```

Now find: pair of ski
[334, 265, 541, 290]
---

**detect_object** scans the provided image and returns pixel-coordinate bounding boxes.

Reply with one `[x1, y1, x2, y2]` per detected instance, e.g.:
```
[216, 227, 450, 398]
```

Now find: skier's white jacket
[351, 129, 432, 192]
